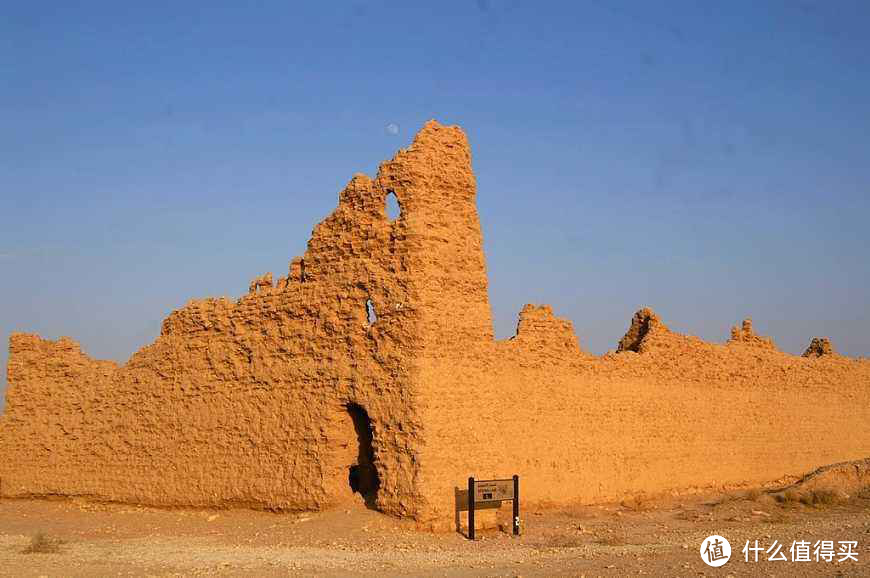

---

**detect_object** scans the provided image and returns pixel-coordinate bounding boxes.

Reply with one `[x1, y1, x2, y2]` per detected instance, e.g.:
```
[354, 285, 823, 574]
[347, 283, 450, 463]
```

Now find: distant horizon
[3, 1, 869, 410]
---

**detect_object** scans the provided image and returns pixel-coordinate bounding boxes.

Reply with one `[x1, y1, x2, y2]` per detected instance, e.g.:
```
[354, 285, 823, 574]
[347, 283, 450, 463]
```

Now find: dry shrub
[856, 485, 870, 500]
[774, 489, 801, 504]
[675, 508, 705, 522]
[21, 531, 61, 554]
[756, 493, 778, 507]
[742, 488, 762, 501]
[800, 489, 842, 507]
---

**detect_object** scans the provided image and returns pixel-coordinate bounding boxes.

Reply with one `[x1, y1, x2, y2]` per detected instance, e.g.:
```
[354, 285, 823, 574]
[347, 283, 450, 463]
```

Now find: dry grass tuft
[595, 533, 628, 546]
[540, 533, 588, 548]
[21, 531, 62, 554]
[708, 493, 735, 506]
[710, 488, 763, 506]
[773, 488, 842, 507]
[620, 495, 654, 512]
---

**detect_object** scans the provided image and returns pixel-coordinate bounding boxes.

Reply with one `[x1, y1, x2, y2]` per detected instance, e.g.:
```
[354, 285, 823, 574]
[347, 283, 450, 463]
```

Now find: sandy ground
[1, 488, 868, 577]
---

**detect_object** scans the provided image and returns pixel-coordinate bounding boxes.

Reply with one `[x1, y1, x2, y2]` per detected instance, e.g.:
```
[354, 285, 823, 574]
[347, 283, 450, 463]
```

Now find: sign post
[461, 475, 520, 540]
[512, 474, 519, 536]
[467, 476, 475, 540]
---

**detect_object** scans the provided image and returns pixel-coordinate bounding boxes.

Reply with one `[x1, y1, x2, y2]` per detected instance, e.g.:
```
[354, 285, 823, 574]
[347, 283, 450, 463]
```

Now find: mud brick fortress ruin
[1, 121, 868, 528]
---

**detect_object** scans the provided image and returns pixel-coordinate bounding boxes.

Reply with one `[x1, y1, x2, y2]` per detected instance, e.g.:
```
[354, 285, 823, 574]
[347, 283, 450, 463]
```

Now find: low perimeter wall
[415, 307, 870, 525]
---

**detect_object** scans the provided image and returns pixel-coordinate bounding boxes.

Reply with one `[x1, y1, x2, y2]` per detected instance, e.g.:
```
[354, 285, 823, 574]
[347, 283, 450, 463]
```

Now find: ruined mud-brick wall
[419, 306, 870, 524]
[2, 121, 869, 528]
[0, 121, 487, 519]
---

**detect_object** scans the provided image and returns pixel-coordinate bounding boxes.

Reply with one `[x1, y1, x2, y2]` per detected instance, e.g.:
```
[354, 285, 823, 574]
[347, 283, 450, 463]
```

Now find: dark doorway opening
[346, 403, 380, 509]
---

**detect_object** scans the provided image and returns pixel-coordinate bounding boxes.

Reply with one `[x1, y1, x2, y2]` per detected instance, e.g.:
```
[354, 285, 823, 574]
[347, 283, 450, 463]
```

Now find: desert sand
[2, 460, 868, 576]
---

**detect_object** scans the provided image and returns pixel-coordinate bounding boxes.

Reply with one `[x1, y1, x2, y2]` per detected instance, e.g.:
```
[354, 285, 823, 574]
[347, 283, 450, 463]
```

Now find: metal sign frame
[463, 475, 519, 540]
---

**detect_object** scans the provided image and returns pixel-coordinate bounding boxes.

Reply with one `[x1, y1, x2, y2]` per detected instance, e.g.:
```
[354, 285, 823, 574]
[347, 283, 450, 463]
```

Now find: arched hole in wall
[385, 191, 400, 221]
[346, 403, 380, 509]
[366, 299, 377, 325]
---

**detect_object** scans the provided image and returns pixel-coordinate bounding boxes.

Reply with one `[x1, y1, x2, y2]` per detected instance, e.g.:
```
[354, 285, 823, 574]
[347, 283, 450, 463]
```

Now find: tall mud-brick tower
[375, 120, 494, 350]
[339, 120, 498, 521]
[305, 120, 496, 520]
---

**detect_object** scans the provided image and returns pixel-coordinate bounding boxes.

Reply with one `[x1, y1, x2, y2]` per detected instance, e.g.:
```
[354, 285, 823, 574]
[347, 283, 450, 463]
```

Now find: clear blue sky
[2, 1, 869, 409]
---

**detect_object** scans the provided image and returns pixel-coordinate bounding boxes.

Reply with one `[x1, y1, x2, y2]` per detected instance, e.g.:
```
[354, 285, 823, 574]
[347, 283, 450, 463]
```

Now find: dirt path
[1, 489, 868, 576]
